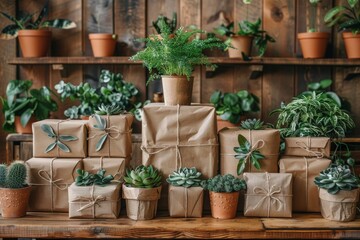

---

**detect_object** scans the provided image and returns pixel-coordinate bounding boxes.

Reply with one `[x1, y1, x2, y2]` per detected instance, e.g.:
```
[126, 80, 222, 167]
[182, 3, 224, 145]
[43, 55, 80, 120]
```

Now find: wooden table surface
[0, 212, 359, 239]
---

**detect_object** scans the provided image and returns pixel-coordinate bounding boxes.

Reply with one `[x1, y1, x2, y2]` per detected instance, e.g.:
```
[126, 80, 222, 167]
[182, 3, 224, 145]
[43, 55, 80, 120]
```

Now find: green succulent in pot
[75, 169, 114, 186]
[167, 167, 202, 188]
[240, 118, 265, 130]
[124, 165, 162, 188]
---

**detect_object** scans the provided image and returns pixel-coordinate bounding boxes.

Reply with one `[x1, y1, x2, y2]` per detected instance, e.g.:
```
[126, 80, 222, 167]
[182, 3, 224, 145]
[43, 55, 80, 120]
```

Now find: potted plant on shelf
[166, 167, 204, 218]
[0, 4, 76, 57]
[314, 164, 360, 221]
[298, 0, 330, 58]
[210, 90, 259, 131]
[1, 80, 58, 133]
[201, 174, 246, 219]
[122, 165, 162, 220]
[324, 0, 360, 58]
[130, 21, 227, 105]
[0, 161, 31, 218]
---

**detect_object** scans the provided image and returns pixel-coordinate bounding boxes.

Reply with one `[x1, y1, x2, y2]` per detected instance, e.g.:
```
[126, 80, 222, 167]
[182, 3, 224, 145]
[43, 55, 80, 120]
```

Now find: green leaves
[240, 118, 265, 130]
[324, 1, 360, 32]
[201, 174, 246, 193]
[41, 124, 78, 153]
[152, 12, 177, 34]
[41, 19, 76, 29]
[92, 114, 109, 152]
[75, 169, 114, 186]
[124, 165, 162, 188]
[166, 167, 202, 188]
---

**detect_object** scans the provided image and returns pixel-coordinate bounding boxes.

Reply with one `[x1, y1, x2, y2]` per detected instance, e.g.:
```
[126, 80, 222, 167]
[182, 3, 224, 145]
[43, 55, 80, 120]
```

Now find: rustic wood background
[1, 0, 359, 159]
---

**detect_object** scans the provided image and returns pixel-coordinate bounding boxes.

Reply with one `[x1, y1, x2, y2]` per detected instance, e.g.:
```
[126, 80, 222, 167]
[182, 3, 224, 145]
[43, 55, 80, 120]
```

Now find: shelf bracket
[249, 65, 263, 79]
[52, 64, 68, 78]
[344, 67, 360, 81]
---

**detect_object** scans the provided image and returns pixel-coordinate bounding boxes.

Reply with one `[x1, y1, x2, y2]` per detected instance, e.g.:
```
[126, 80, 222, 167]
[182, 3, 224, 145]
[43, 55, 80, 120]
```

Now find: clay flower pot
[209, 191, 239, 219]
[228, 36, 253, 58]
[18, 29, 51, 57]
[298, 32, 330, 59]
[14, 116, 36, 134]
[161, 75, 193, 106]
[342, 32, 360, 59]
[89, 33, 117, 57]
[0, 186, 31, 218]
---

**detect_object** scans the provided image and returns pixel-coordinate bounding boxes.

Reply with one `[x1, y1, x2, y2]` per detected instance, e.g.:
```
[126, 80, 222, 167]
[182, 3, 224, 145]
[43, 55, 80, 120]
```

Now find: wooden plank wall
[1, 0, 360, 160]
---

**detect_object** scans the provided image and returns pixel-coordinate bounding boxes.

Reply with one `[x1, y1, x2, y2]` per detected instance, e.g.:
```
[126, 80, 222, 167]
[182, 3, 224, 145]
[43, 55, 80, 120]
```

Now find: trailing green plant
[0, 161, 28, 189]
[314, 164, 360, 194]
[271, 92, 355, 138]
[210, 90, 259, 124]
[41, 124, 78, 153]
[124, 165, 162, 188]
[324, 0, 360, 34]
[130, 20, 227, 83]
[95, 103, 125, 115]
[201, 174, 246, 193]
[0, 3, 76, 39]
[1, 80, 58, 132]
[75, 169, 114, 186]
[152, 12, 177, 34]
[234, 134, 265, 175]
[240, 118, 265, 130]
[166, 167, 202, 188]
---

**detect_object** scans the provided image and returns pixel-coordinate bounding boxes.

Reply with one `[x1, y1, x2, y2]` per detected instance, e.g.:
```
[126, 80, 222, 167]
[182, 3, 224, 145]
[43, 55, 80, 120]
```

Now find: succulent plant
[0, 164, 7, 187]
[166, 167, 202, 188]
[314, 164, 360, 195]
[124, 165, 162, 188]
[75, 169, 114, 186]
[0, 161, 28, 189]
[240, 118, 265, 130]
[201, 174, 246, 193]
[94, 103, 125, 115]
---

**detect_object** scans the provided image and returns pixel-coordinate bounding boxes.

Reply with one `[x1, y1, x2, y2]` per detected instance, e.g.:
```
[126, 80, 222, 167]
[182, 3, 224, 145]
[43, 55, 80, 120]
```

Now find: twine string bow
[295, 137, 324, 158]
[76, 185, 106, 218]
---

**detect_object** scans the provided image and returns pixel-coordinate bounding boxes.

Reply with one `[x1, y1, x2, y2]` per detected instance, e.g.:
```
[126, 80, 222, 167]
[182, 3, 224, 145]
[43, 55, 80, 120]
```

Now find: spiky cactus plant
[6, 161, 28, 189]
[167, 167, 202, 188]
[124, 165, 162, 188]
[0, 164, 7, 187]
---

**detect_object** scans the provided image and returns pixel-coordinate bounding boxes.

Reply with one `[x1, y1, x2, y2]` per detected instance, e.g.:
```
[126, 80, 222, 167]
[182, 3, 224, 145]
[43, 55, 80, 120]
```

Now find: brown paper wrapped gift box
[141, 104, 218, 210]
[26, 158, 82, 212]
[83, 157, 130, 181]
[33, 119, 88, 158]
[168, 185, 203, 218]
[284, 137, 331, 158]
[88, 114, 133, 157]
[68, 183, 121, 219]
[244, 172, 293, 217]
[279, 156, 331, 212]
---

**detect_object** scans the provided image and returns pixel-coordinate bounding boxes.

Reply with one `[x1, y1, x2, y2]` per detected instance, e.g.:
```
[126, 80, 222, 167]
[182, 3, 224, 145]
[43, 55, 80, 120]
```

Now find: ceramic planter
[161, 75, 193, 106]
[342, 32, 360, 59]
[0, 186, 31, 218]
[14, 116, 36, 134]
[319, 188, 359, 222]
[122, 184, 161, 220]
[89, 33, 116, 57]
[18, 29, 51, 57]
[209, 191, 239, 219]
[298, 32, 330, 59]
[228, 36, 253, 58]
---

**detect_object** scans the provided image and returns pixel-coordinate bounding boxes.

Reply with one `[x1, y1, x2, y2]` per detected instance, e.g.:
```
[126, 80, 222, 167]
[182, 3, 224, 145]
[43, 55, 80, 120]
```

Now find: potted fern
[0, 3, 76, 57]
[298, 0, 330, 58]
[130, 22, 227, 105]
[0, 161, 31, 218]
[315, 164, 360, 222]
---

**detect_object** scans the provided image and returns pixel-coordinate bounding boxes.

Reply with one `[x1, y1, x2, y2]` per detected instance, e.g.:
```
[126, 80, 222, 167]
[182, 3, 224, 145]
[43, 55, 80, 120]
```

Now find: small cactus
[6, 161, 28, 189]
[0, 164, 7, 187]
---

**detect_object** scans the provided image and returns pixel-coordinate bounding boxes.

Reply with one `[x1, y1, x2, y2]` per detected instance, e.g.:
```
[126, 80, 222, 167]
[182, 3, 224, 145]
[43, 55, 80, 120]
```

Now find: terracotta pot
[298, 32, 330, 59]
[228, 36, 253, 58]
[14, 116, 36, 134]
[342, 32, 360, 59]
[80, 115, 90, 120]
[161, 75, 193, 106]
[0, 186, 31, 218]
[216, 116, 239, 132]
[18, 30, 51, 57]
[209, 191, 239, 219]
[89, 33, 116, 57]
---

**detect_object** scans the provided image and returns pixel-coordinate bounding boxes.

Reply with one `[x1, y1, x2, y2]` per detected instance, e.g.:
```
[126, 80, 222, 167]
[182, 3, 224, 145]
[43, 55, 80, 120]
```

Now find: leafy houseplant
[152, 12, 177, 35]
[122, 165, 162, 220]
[314, 164, 360, 221]
[324, 0, 360, 58]
[0, 161, 31, 218]
[1, 80, 58, 133]
[0, 4, 76, 57]
[201, 174, 246, 219]
[131, 21, 227, 105]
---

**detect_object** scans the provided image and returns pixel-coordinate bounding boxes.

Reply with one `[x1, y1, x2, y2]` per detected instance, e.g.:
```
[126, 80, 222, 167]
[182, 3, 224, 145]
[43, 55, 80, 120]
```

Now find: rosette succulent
[94, 103, 125, 115]
[201, 174, 246, 193]
[75, 169, 114, 186]
[124, 165, 162, 188]
[240, 118, 265, 130]
[166, 167, 202, 188]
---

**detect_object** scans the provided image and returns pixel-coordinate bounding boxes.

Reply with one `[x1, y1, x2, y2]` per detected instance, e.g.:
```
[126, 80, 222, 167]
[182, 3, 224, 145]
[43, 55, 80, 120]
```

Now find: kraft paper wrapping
[26, 157, 82, 212]
[279, 156, 331, 212]
[122, 185, 162, 220]
[141, 103, 218, 210]
[168, 186, 204, 218]
[68, 183, 121, 219]
[219, 128, 280, 176]
[88, 114, 133, 158]
[83, 157, 130, 181]
[284, 137, 331, 158]
[244, 172, 293, 217]
[32, 119, 88, 158]
[319, 188, 359, 222]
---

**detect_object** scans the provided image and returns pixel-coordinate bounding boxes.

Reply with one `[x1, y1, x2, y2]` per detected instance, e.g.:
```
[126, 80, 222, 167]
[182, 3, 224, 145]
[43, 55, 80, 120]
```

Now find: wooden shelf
[0, 212, 359, 239]
[7, 57, 360, 66]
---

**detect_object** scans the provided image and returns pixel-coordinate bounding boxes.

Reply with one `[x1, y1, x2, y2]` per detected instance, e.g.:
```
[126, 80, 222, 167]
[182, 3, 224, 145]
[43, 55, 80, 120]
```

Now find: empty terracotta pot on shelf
[298, 32, 330, 59]
[89, 33, 117, 57]
[228, 36, 253, 58]
[18, 30, 51, 57]
[342, 32, 360, 59]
